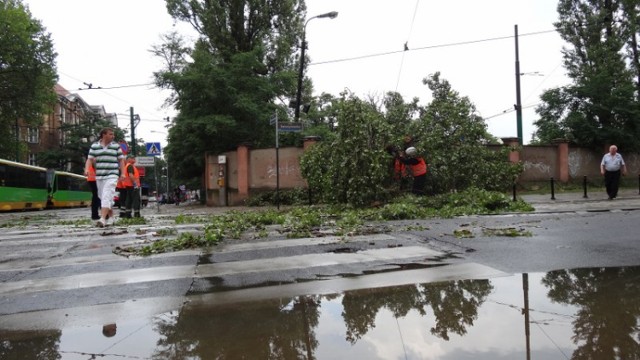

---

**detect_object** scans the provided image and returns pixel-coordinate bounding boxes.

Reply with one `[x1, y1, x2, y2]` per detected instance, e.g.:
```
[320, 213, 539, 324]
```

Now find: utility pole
[514, 24, 523, 145]
[130, 107, 136, 156]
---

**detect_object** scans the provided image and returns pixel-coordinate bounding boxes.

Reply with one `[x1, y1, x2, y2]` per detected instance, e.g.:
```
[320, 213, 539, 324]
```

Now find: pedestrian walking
[84, 128, 126, 227]
[600, 144, 627, 200]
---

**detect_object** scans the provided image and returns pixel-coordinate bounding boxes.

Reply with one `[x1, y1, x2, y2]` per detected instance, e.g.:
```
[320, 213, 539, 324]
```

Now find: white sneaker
[96, 219, 106, 228]
[106, 217, 114, 226]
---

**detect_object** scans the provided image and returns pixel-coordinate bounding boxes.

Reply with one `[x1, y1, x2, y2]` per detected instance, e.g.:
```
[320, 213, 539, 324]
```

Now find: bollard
[583, 175, 588, 198]
[512, 183, 517, 202]
[550, 177, 556, 200]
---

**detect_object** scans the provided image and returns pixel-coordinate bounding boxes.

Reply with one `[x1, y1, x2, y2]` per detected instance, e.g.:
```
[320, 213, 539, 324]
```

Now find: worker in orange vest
[116, 176, 127, 216]
[86, 163, 100, 220]
[399, 147, 428, 195]
[122, 155, 141, 218]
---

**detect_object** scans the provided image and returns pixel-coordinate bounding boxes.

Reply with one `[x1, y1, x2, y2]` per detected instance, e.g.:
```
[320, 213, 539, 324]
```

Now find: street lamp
[294, 11, 338, 122]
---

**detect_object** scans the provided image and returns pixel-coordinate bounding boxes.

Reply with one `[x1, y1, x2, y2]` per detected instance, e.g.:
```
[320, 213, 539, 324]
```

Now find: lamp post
[294, 11, 338, 122]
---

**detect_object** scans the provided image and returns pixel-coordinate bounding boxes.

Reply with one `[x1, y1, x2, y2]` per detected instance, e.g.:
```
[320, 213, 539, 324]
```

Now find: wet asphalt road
[1, 189, 640, 330]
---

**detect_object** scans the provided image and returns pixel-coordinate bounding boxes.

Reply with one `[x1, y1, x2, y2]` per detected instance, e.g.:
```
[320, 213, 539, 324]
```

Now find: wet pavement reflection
[2, 266, 639, 359]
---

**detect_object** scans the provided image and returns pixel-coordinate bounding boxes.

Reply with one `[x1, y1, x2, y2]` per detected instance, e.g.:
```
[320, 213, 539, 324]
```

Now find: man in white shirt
[600, 145, 627, 200]
[85, 128, 126, 227]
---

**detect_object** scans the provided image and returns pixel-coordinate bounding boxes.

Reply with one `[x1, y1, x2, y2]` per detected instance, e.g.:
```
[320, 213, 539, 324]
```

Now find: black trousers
[89, 181, 100, 219]
[604, 170, 621, 198]
[125, 187, 141, 216]
[412, 174, 426, 195]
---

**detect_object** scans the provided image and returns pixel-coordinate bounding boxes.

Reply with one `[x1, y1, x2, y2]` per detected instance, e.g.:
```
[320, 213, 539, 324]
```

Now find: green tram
[0, 159, 91, 211]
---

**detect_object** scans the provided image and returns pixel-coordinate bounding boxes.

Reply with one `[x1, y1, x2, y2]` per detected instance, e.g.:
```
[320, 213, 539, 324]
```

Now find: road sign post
[135, 156, 156, 167]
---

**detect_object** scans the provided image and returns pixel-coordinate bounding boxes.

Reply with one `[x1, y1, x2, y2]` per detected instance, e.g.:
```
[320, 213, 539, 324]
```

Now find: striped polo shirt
[88, 141, 124, 180]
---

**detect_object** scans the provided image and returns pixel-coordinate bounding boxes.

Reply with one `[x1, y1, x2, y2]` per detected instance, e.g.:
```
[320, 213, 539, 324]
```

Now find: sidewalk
[519, 188, 640, 213]
[143, 189, 640, 217]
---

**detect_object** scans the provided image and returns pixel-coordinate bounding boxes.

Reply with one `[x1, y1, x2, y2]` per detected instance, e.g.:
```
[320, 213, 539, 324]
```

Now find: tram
[0, 158, 91, 211]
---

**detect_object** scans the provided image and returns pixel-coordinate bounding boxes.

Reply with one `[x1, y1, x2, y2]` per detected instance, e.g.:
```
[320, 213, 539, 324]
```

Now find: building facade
[15, 84, 117, 168]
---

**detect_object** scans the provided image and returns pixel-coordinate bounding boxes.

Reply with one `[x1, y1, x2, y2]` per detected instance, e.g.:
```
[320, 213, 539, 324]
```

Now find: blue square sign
[145, 142, 162, 156]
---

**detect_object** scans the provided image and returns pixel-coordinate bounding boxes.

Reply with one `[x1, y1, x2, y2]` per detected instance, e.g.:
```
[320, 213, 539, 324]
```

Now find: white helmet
[405, 147, 417, 156]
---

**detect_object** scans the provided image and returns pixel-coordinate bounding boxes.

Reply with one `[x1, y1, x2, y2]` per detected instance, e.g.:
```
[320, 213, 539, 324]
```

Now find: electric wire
[310, 29, 557, 66]
[395, 0, 420, 92]
[76, 82, 156, 91]
[395, 316, 409, 360]
[488, 298, 573, 359]
[531, 314, 571, 360]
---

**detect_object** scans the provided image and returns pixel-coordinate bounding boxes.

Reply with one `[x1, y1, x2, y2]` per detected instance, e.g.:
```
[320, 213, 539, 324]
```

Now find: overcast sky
[23, 0, 569, 148]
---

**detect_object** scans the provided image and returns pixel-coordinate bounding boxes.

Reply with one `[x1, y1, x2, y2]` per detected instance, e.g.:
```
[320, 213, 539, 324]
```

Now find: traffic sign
[119, 140, 129, 155]
[145, 142, 162, 156]
[278, 123, 302, 132]
[135, 156, 156, 167]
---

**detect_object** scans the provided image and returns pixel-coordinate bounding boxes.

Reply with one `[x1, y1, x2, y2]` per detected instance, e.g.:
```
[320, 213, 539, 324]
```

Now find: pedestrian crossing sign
[145, 142, 162, 156]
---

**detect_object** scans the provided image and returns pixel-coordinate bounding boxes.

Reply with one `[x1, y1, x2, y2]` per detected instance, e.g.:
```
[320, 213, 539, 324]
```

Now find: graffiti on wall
[523, 161, 551, 175]
[625, 153, 640, 174]
[267, 160, 300, 179]
[568, 150, 593, 178]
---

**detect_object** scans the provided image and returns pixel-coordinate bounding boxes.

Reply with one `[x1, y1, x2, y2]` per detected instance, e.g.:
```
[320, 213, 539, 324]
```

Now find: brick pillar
[501, 137, 520, 163]
[554, 139, 570, 183]
[303, 136, 321, 151]
[237, 144, 250, 199]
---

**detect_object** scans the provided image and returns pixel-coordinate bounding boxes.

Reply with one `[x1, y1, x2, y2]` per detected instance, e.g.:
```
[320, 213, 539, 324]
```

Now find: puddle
[2, 266, 639, 359]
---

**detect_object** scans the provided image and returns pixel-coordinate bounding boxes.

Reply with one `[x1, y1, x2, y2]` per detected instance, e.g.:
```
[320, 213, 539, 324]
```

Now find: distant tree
[154, 0, 305, 181]
[0, 0, 58, 160]
[533, 0, 640, 151]
[38, 113, 126, 173]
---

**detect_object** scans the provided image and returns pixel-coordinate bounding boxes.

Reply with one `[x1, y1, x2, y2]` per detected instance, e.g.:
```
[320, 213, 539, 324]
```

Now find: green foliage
[122, 188, 533, 256]
[533, 0, 640, 150]
[300, 93, 394, 207]
[245, 188, 309, 206]
[301, 75, 522, 206]
[155, 1, 305, 182]
[116, 217, 147, 226]
[412, 73, 522, 194]
[0, 0, 58, 160]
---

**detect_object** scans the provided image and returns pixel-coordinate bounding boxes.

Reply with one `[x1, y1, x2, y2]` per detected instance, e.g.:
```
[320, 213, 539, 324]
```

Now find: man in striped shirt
[84, 128, 126, 227]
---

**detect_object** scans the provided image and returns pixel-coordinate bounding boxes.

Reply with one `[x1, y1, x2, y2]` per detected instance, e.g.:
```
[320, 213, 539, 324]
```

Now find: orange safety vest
[122, 163, 140, 187]
[87, 165, 96, 182]
[393, 158, 407, 180]
[410, 158, 427, 177]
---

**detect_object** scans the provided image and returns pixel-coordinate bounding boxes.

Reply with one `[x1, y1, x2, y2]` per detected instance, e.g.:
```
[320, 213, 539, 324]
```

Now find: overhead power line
[310, 29, 557, 66]
[77, 82, 156, 91]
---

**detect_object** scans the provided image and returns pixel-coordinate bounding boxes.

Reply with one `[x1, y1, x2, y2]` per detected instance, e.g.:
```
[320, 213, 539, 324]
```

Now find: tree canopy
[154, 0, 306, 180]
[0, 0, 58, 159]
[533, 0, 640, 151]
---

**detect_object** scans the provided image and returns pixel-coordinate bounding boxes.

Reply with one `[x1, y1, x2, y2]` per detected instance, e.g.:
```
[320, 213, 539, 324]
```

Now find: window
[28, 153, 37, 166]
[27, 127, 39, 143]
[60, 106, 66, 123]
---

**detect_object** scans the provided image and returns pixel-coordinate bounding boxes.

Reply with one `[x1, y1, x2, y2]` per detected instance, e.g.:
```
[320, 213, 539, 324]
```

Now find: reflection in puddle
[2, 266, 639, 359]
